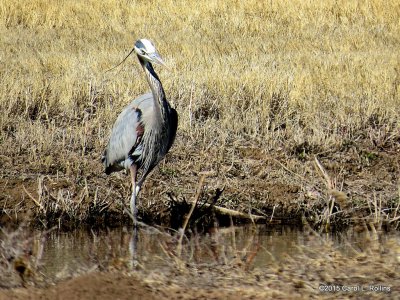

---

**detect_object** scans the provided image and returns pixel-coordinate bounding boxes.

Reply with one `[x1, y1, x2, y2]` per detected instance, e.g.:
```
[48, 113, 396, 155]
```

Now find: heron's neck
[141, 60, 167, 122]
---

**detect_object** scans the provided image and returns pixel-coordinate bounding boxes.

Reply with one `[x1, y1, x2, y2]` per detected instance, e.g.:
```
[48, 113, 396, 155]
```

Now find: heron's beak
[105, 46, 136, 73]
[149, 52, 166, 67]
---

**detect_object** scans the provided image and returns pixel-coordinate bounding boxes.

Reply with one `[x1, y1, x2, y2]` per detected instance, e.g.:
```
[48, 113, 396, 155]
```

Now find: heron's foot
[131, 209, 138, 227]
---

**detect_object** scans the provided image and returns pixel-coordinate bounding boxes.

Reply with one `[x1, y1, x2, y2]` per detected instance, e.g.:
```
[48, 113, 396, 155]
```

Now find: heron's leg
[136, 169, 152, 197]
[135, 183, 141, 196]
[129, 164, 138, 226]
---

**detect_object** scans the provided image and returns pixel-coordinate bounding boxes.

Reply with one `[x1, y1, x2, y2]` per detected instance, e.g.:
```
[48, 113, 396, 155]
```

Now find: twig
[393, 187, 400, 221]
[199, 187, 224, 213]
[314, 156, 333, 190]
[270, 204, 278, 223]
[203, 204, 265, 221]
[244, 239, 261, 271]
[23, 185, 44, 211]
[177, 174, 206, 256]
[314, 156, 335, 229]
[271, 158, 305, 182]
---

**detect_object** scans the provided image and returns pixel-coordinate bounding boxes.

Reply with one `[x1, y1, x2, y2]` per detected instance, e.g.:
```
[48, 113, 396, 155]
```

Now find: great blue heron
[102, 39, 178, 224]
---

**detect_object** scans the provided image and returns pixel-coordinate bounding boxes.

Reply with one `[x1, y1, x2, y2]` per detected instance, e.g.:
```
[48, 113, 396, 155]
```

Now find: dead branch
[205, 204, 265, 221]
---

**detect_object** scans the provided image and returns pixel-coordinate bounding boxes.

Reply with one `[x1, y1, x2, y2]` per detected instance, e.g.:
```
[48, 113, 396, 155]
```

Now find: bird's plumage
[102, 92, 177, 178]
[103, 93, 151, 174]
[102, 39, 177, 220]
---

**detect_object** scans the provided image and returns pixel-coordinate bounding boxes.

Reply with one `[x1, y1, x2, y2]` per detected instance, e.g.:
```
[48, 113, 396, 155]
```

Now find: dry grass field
[0, 0, 400, 229]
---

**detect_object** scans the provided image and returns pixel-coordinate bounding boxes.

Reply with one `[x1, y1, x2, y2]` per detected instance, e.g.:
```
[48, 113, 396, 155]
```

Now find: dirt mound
[0, 272, 155, 300]
[0, 271, 276, 300]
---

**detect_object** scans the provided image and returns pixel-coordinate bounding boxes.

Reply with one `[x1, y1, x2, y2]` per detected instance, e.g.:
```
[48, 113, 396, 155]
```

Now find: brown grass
[0, 0, 400, 227]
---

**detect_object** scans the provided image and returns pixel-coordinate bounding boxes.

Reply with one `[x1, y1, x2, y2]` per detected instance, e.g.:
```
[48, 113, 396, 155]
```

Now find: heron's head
[134, 39, 165, 66]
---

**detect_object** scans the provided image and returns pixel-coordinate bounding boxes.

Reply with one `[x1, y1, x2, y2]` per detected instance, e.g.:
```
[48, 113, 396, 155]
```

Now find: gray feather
[103, 93, 154, 173]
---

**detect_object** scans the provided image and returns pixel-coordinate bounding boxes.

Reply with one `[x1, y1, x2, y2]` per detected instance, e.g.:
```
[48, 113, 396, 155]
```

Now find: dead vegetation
[0, 0, 400, 230]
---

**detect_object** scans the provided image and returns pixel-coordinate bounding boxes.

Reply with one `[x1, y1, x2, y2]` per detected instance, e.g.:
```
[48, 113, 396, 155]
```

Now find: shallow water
[36, 225, 396, 278]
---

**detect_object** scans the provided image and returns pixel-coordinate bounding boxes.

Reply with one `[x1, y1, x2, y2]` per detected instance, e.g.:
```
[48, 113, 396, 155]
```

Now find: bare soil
[0, 272, 283, 300]
[1, 141, 399, 230]
[0, 271, 284, 300]
[0, 273, 156, 300]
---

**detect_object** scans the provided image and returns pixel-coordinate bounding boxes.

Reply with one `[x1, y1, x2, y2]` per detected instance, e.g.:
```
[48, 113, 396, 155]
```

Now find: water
[35, 225, 397, 279]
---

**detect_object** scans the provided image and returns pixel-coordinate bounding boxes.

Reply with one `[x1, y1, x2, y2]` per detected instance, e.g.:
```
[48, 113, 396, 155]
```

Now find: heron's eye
[141, 50, 146, 55]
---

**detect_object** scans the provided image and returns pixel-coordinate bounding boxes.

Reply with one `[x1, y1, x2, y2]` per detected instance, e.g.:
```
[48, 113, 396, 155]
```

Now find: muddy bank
[0, 273, 157, 300]
[0, 271, 290, 300]
[1, 142, 400, 231]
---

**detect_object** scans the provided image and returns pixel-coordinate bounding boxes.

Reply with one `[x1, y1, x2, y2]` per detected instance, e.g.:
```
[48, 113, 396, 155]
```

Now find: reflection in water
[39, 225, 295, 277]
[37, 225, 397, 279]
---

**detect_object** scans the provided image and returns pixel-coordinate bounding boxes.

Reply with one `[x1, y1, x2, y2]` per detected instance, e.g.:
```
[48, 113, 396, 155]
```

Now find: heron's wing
[103, 93, 153, 173]
[130, 92, 155, 113]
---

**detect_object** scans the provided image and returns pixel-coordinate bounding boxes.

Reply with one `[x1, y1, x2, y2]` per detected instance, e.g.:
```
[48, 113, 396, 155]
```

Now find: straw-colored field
[1, 0, 400, 226]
